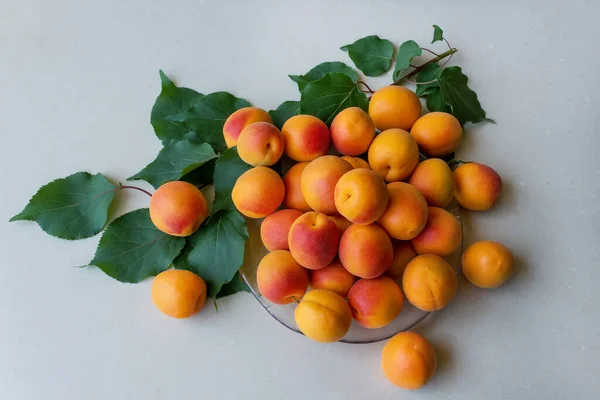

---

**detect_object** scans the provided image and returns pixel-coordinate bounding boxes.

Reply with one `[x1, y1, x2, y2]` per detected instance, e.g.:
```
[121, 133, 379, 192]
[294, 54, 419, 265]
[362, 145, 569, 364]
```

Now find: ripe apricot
[288, 212, 341, 270]
[402, 254, 457, 311]
[330, 107, 375, 156]
[340, 156, 370, 170]
[462, 240, 514, 288]
[256, 250, 309, 304]
[232, 167, 285, 218]
[282, 162, 312, 212]
[386, 241, 417, 281]
[347, 276, 404, 329]
[281, 115, 331, 162]
[411, 207, 462, 257]
[329, 215, 353, 234]
[294, 289, 352, 343]
[334, 168, 389, 225]
[409, 158, 454, 207]
[309, 259, 356, 297]
[410, 112, 462, 156]
[378, 182, 428, 240]
[260, 209, 303, 251]
[382, 332, 437, 390]
[149, 181, 208, 237]
[339, 223, 393, 279]
[368, 128, 419, 182]
[152, 269, 207, 318]
[301, 156, 352, 215]
[236, 122, 283, 166]
[223, 107, 273, 148]
[369, 86, 422, 131]
[453, 162, 503, 211]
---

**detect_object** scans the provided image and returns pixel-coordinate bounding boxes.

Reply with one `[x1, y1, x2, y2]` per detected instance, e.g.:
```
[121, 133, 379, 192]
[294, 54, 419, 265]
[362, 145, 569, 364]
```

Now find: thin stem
[421, 47, 440, 57]
[357, 80, 374, 94]
[439, 51, 454, 68]
[392, 47, 458, 86]
[443, 38, 452, 50]
[119, 184, 152, 197]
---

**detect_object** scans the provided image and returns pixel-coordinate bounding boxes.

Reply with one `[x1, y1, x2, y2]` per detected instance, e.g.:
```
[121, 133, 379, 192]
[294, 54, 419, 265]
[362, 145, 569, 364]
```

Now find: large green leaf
[425, 88, 453, 113]
[300, 73, 369, 125]
[212, 147, 252, 212]
[167, 92, 250, 150]
[341, 35, 394, 77]
[128, 141, 217, 188]
[86, 209, 185, 283]
[10, 172, 117, 240]
[289, 62, 358, 92]
[183, 210, 248, 297]
[268, 101, 300, 129]
[216, 272, 251, 299]
[151, 70, 204, 146]
[415, 63, 443, 97]
[438, 66, 488, 125]
[432, 25, 444, 43]
[179, 158, 217, 187]
[393, 40, 422, 81]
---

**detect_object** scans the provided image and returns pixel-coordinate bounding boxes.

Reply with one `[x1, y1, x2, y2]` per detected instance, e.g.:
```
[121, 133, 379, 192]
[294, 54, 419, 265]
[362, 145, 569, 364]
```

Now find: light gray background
[1, 0, 598, 399]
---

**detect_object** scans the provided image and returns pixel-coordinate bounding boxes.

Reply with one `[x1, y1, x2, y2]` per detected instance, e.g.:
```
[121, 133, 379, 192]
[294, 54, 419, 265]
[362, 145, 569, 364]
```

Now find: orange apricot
[334, 168, 389, 224]
[340, 156, 371, 170]
[281, 115, 331, 162]
[410, 112, 462, 156]
[378, 182, 428, 240]
[385, 241, 417, 281]
[411, 207, 462, 257]
[288, 212, 341, 270]
[382, 332, 437, 390]
[330, 107, 375, 156]
[462, 240, 514, 288]
[232, 167, 285, 218]
[256, 250, 309, 305]
[301, 156, 353, 215]
[149, 181, 208, 237]
[368, 86, 422, 131]
[223, 107, 273, 148]
[402, 254, 457, 311]
[282, 162, 312, 212]
[294, 289, 352, 343]
[368, 128, 419, 182]
[347, 276, 404, 329]
[260, 209, 303, 251]
[408, 158, 454, 207]
[152, 270, 207, 318]
[453, 162, 503, 211]
[329, 215, 353, 234]
[236, 122, 283, 166]
[309, 259, 356, 297]
[339, 223, 393, 279]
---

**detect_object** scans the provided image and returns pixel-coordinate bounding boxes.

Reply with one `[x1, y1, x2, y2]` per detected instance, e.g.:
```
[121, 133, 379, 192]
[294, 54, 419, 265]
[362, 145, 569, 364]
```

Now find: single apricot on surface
[152, 269, 207, 318]
[256, 250, 309, 305]
[462, 240, 514, 288]
[410, 112, 462, 156]
[341, 155, 371, 170]
[236, 122, 284, 166]
[339, 223, 393, 279]
[378, 182, 428, 240]
[223, 107, 273, 148]
[369, 86, 422, 131]
[294, 289, 352, 343]
[382, 332, 437, 390]
[453, 162, 503, 211]
[409, 158, 455, 207]
[309, 259, 356, 298]
[368, 128, 419, 182]
[301, 156, 353, 215]
[149, 181, 208, 237]
[347, 276, 404, 329]
[386, 241, 417, 281]
[232, 167, 285, 218]
[282, 162, 312, 212]
[329, 215, 353, 234]
[334, 168, 389, 225]
[260, 209, 303, 251]
[330, 107, 376, 156]
[402, 254, 458, 312]
[288, 212, 341, 270]
[411, 207, 462, 257]
[281, 115, 331, 162]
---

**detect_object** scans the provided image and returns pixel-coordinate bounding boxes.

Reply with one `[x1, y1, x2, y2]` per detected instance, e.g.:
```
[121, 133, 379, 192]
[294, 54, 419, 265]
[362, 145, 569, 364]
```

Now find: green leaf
[425, 89, 452, 113]
[432, 25, 444, 43]
[167, 92, 251, 150]
[216, 272, 251, 299]
[212, 147, 252, 212]
[179, 158, 217, 187]
[300, 73, 369, 125]
[415, 63, 443, 97]
[437, 66, 488, 125]
[10, 172, 117, 240]
[268, 101, 300, 129]
[289, 62, 358, 92]
[393, 40, 422, 81]
[86, 209, 185, 283]
[128, 141, 217, 188]
[340, 35, 394, 77]
[151, 70, 204, 146]
[184, 210, 249, 297]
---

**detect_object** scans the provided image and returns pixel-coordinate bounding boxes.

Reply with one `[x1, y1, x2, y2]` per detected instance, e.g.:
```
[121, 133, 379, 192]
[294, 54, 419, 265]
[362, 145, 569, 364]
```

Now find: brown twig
[357, 80, 374, 94]
[392, 47, 458, 86]
[119, 184, 152, 197]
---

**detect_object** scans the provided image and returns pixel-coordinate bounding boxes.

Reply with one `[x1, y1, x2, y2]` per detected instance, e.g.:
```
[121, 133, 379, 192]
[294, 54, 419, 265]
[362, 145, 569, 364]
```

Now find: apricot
[260, 209, 303, 251]
[334, 168, 389, 224]
[294, 289, 352, 343]
[339, 223, 393, 279]
[329, 215, 352, 234]
[368, 86, 422, 131]
[152, 269, 207, 318]
[382, 332, 437, 390]
[149, 181, 208, 237]
[378, 182, 428, 240]
[340, 156, 370, 170]
[232, 167, 285, 218]
[347, 276, 404, 329]
[453, 162, 503, 211]
[256, 250, 309, 305]
[309, 259, 356, 298]
[223, 107, 273, 148]
[288, 212, 341, 270]
[402, 254, 457, 311]
[409, 158, 454, 207]
[282, 162, 312, 212]
[368, 128, 419, 182]
[236, 122, 283, 166]
[386, 241, 417, 281]
[330, 107, 375, 156]
[411, 207, 462, 257]
[462, 240, 514, 288]
[301, 156, 353, 215]
[281, 115, 331, 162]
[410, 112, 462, 156]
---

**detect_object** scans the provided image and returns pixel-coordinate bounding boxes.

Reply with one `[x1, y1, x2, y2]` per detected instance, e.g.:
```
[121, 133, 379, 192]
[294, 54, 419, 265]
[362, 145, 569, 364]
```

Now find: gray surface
[1, 0, 599, 399]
